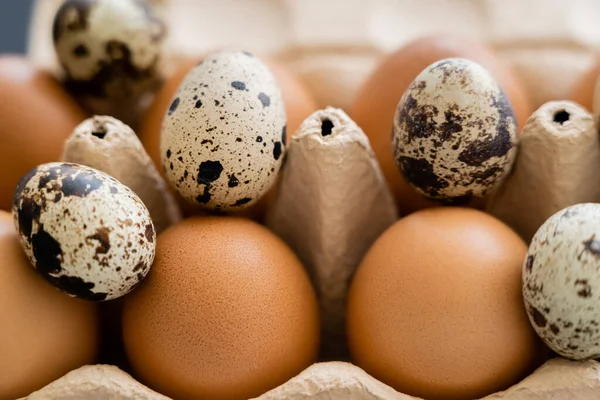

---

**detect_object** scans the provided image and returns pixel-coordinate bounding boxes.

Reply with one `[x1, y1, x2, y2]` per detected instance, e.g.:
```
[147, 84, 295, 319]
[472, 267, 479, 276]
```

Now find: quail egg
[160, 51, 287, 211]
[392, 58, 517, 204]
[13, 162, 155, 301]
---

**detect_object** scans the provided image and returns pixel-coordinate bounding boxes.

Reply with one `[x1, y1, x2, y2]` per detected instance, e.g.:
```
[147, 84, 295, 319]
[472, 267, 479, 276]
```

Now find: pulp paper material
[487, 101, 600, 242]
[29, 0, 600, 111]
[24, 359, 600, 400]
[21, 365, 170, 400]
[62, 116, 182, 234]
[256, 359, 600, 400]
[266, 108, 398, 358]
[483, 358, 600, 400]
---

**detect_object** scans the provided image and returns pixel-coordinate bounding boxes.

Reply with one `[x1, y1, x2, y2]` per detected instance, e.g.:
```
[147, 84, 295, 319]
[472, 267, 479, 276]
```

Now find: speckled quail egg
[523, 203, 600, 360]
[52, 0, 164, 103]
[160, 51, 287, 211]
[392, 58, 517, 204]
[12, 162, 156, 301]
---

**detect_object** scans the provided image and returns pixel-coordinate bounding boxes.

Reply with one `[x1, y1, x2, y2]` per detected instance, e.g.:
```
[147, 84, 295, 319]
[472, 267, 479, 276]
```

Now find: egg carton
[16, 358, 600, 400]
[21, 1, 600, 399]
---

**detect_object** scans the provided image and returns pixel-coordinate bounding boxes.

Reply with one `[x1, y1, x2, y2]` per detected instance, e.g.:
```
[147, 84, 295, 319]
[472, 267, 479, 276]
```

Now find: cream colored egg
[160, 51, 287, 211]
[13, 162, 156, 301]
[392, 58, 517, 204]
[524, 203, 600, 360]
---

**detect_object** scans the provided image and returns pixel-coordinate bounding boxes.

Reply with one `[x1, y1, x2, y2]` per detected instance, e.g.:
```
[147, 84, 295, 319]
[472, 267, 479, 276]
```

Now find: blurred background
[0, 0, 33, 53]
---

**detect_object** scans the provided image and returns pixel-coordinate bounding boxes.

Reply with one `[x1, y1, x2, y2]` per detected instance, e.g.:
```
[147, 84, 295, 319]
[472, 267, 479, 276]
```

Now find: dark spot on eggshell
[86, 227, 111, 254]
[17, 197, 41, 238]
[214, 99, 220, 106]
[195, 99, 203, 109]
[273, 142, 282, 160]
[258, 92, 270, 107]
[575, 279, 592, 298]
[398, 157, 448, 198]
[526, 255, 535, 272]
[133, 262, 146, 272]
[457, 91, 515, 167]
[144, 224, 154, 243]
[110, 186, 118, 194]
[196, 186, 212, 204]
[197, 161, 223, 185]
[242, 51, 254, 57]
[47, 274, 108, 301]
[439, 109, 464, 141]
[550, 324, 560, 335]
[38, 167, 62, 190]
[232, 198, 252, 207]
[13, 167, 39, 207]
[396, 93, 439, 142]
[31, 225, 63, 275]
[582, 235, 600, 258]
[231, 81, 246, 91]
[530, 306, 548, 328]
[228, 174, 239, 188]
[61, 169, 104, 197]
[256, 136, 263, 143]
[168, 97, 180, 116]
[52, 0, 92, 42]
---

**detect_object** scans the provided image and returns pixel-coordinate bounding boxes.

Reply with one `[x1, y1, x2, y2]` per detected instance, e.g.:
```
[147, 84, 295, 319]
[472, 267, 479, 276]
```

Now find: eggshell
[524, 203, 600, 360]
[52, 0, 165, 125]
[138, 54, 317, 219]
[393, 58, 517, 203]
[0, 56, 87, 212]
[349, 35, 532, 214]
[0, 210, 99, 400]
[348, 207, 546, 400]
[13, 162, 156, 301]
[160, 51, 287, 211]
[122, 217, 320, 400]
[568, 57, 600, 112]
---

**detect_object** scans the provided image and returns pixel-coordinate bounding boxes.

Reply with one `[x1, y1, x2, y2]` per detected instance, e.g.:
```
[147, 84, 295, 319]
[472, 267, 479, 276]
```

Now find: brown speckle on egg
[12, 163, 155, 301]
[524, 203, 600, 359]
[52, 0, 165, 121]
[393, 58, 517, 203]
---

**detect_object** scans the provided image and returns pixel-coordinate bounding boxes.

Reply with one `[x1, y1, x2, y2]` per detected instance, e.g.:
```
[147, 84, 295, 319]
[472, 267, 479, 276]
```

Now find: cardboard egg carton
[19, 359, 600, 400]
[23, 1, 600, 399]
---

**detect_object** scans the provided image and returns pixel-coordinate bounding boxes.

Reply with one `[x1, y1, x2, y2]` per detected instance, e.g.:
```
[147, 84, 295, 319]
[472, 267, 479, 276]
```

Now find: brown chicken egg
[122, 217, 320, 400]
[139, 54, 318, 220]
[0, 210, 99, 400]
[568, 57, 600, 112]
[347, 207, 547, 400]
[349, 35, 532, 215]
[0, 56, 87, 212]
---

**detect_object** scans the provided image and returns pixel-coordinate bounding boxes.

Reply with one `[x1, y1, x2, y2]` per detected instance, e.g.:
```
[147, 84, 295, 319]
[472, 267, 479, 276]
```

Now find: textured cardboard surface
[266, 108, 397, 358]
[487, 101, 600, 242]
[21, 359, 600, 400]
